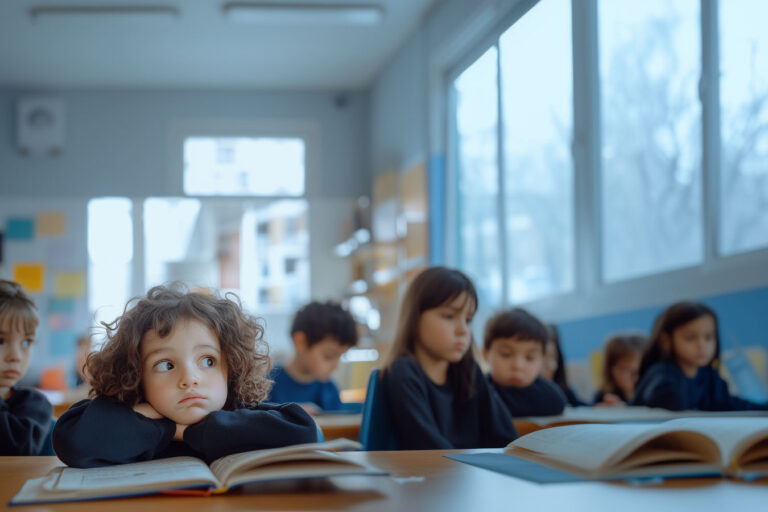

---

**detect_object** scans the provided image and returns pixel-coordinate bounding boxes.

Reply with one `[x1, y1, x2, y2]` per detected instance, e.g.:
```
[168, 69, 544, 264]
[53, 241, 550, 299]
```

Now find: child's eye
[154, 361, 174, 372]
[0, 337, 4, 345]
[442, 313, 454, 320]
[200, 356, 215, 368]
[22, 339, 34, 348]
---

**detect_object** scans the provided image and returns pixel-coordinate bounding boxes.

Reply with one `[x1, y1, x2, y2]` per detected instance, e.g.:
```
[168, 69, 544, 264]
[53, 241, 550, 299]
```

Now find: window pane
[720, 0, 768, 255]
[184, 137, 305, 196]
[87, 198, 132, 328]
[454, 47, 502, 308]
[599, 0, 702, 282]
[500, 0, 573, 303]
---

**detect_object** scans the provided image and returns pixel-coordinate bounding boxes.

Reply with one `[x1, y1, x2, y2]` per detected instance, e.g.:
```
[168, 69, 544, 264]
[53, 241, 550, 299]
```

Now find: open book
[505, 417, 768, 480]
[11, 438, 386, 505]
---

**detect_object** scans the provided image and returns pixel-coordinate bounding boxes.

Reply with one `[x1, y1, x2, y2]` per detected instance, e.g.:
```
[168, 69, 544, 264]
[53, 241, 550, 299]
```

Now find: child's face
[610, 353, 641, 398]
[296, 337, 349, 382]
[141, 318, 228, 425]
[0, 321, 34, 399]
[670, 315, 717, 375]
[541, 340, 559, 380]
[485, 337, 544, 388]
[417, 292, 474, 364]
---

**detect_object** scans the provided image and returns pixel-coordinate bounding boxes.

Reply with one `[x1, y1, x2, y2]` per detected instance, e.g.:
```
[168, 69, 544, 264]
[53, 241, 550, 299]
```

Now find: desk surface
[2, 451, 766, 512]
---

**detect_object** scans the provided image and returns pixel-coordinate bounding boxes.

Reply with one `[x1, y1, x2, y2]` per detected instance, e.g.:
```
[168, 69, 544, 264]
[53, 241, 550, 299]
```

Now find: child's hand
[174, 424, 187, 441]
[133, 402, 163, 419]
[595, 393, 625, 407]
[298, 402, 322, 416]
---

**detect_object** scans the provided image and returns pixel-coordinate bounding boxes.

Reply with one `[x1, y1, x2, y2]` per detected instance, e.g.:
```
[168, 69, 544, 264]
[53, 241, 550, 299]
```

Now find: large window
[599, 0, 702, 282]
[453, 0, 573, 308]
[449, 0, 768, 311]
[719, 0, 768, 255]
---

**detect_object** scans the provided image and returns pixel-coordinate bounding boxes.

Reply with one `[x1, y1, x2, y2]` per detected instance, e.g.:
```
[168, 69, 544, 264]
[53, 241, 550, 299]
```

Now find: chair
[357, 369, 398, 451]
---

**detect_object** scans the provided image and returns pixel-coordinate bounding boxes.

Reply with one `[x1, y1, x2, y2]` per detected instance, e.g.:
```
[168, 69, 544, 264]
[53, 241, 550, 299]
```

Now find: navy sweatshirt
[490, 376, 567, 417]
[267, 365, 343, 411]
[381, 357, 518, 450]
[632, 360, 768, 411]
[0, 387, 53, 455]
[53, 397, 318, 468]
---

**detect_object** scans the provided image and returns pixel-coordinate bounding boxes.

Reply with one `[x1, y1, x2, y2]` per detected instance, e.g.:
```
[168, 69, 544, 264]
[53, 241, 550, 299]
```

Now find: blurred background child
[543, 324, 587, 407]
[484, 308, 567, 417]
[594, 333, 646, 406]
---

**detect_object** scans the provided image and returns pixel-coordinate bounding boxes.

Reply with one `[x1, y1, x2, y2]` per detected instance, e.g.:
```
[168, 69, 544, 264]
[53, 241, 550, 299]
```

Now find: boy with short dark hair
[484, 308, 567, 417]
[268, 301, 358, 413]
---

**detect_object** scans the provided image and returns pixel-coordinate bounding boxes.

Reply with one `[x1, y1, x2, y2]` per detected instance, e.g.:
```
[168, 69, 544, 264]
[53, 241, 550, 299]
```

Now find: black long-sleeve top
[490, 376, 567, 417]
[53, 397, 318, 468]
[381, 357, 518, 450]
[0, 387, 53, 455]
[632, 360, 768, 411]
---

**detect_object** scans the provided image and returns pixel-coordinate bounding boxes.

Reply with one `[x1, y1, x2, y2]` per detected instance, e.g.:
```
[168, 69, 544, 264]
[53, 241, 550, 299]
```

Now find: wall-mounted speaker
[17, 97, 65, 156]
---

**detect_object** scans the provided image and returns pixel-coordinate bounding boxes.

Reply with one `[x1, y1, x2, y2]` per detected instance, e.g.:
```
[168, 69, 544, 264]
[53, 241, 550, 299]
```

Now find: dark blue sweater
[490, 376, 567, 417]
[632, 360, 768, 411]
[53, 397, 318, 468]
[267, 365, 343, 411]
[381, 357, 517, 450]
[0, 387, 53, 455]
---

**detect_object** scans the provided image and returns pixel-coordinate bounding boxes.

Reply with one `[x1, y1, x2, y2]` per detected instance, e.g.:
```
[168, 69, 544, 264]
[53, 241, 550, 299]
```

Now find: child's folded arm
[0, 388, 53, 455]
[182, 402, 318, 462]
[52, 397, 176, 468]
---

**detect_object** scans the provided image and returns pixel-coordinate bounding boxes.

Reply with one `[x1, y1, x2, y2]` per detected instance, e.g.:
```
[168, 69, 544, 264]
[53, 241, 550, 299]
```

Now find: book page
[662, 417, 768, 469]
[210, 438, 361, 483]
[507, 423, 675, 471]
[51, 457, 218, 492]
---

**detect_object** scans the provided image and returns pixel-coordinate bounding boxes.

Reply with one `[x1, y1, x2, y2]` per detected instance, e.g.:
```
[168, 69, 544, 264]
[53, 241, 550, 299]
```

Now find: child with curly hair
[53, 284, 317, 468]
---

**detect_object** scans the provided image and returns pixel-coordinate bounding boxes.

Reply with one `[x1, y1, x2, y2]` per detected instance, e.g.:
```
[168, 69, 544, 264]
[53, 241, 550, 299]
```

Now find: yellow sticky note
[13, 263, 45, 293]
[36, 212, 67, 237]
[54, 271, 86, 298]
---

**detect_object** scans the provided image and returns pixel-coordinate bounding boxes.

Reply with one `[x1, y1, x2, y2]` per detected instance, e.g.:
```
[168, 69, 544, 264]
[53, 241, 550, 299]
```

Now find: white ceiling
[0, 0, 437, 90]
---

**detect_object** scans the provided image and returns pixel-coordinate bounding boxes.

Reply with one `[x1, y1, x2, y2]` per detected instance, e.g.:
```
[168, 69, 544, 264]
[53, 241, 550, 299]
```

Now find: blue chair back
[358, 368, 398, 450]
[39, 418, 56, 456]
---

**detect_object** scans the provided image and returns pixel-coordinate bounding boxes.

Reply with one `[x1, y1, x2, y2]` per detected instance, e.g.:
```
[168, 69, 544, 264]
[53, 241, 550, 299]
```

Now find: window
[499, 0, 573, 302]
[599, 0, 702, 282]
[87, 198, 132, 329]
[454, 47, 502, 308]
[183, 137, 305, 196]
[719, 0, 768, 255]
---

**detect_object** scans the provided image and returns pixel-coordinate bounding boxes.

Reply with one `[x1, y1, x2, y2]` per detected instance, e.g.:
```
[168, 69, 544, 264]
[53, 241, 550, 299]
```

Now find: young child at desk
[632, 301, 768, 411]
[593, 333, 646, 406]
[543, 324, 587, 406]
[483, 308, 567, 417]
[380, 266, 517, 449]
[0, 280, 53, 455]
[267, 301, 358, 414]
[53, 284, 317, 468]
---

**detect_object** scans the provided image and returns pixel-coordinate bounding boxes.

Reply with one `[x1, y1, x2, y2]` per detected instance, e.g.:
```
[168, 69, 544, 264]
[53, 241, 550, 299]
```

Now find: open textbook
[10, 438, 386, 505]
[506, 417, 768, 480]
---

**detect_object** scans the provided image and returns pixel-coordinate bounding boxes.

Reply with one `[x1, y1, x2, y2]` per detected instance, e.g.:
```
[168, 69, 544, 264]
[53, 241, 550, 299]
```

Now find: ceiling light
[222, 2, 384, 25]
[29, 5, 179, 21]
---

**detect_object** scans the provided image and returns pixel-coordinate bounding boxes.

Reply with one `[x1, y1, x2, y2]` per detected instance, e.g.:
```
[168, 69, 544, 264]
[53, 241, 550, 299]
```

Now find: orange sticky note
[13, 263, 45, 293]
[36, 212, 67, 237]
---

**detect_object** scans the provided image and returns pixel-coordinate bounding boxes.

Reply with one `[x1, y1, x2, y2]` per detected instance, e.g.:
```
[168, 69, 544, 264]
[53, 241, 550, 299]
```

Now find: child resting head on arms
[0, 280, 53, 455]
[483, 308, 567, 417]
[632, 301, 768, 411]
[53, 283, 317, 468]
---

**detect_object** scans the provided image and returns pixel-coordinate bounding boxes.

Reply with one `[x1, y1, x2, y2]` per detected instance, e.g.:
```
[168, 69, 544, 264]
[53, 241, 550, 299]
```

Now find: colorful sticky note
[49, 330, 79, 358]
[36, 212, 66, 237]
[6, 218, 35, 240]
[48, 297, 76, 314]
[12, 263, 45, 293]
[53, 271, 86, 298]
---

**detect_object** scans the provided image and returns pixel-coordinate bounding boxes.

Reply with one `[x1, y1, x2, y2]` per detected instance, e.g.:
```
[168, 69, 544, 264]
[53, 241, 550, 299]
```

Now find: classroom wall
[0, 88, 371, 380]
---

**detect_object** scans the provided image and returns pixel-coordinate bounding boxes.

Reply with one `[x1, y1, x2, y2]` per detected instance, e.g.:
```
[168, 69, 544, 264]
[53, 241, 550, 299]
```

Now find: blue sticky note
[6, 218, 35, 240]
[49, 330, 78, 358]
[48, 297, 75, 314]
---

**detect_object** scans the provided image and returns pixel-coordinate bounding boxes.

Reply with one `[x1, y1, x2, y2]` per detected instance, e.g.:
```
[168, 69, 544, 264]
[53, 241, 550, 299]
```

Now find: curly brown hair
[86, 283, 271, 409]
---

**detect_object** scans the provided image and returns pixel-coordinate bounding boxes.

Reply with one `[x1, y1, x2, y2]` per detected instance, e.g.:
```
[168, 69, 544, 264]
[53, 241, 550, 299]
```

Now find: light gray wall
[0, 88, 369, 198]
